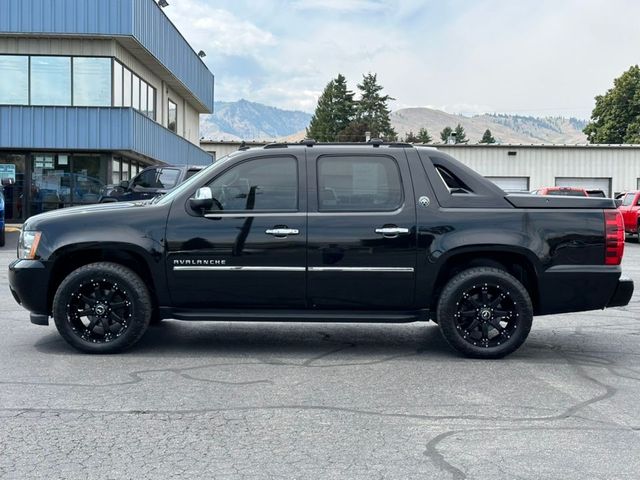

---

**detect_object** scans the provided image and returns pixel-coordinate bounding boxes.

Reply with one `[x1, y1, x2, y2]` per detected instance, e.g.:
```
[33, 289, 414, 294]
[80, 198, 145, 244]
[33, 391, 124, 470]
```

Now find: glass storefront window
[132, 75, 140, 110]
[112, 159, 121, 184]
[113, 61, 123, 107]
[31, 57, 71, 105]
[121, 161, 130, 182]
[31, 154, 71, 213]
[140, 80, 148, 116]
[168, 100, 177, 132]
[0, 56, 29, 105]
[0, 153, 26, 221]
[73, 57, 112, 106]
[148, 85, 156, 120]
[123, 68, 132, 107]
[72, 155, 107, 204]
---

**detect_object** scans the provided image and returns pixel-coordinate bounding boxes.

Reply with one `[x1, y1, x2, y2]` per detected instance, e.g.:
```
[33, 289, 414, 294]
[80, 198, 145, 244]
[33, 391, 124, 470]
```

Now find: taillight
[604, 210, 624, 265]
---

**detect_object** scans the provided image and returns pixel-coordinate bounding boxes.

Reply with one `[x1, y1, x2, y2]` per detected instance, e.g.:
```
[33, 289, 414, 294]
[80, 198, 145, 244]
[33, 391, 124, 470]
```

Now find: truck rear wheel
[52, 262, 152, 354]
[437, 267, 533, 359]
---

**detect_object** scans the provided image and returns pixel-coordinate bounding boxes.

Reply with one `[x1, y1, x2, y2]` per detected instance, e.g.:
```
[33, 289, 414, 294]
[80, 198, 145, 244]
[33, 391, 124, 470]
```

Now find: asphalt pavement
[0, 229, 639, 479]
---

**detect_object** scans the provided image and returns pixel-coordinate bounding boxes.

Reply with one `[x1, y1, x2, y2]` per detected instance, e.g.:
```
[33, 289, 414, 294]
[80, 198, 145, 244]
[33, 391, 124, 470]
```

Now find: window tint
[132, 168, 159, 188]
[207, 157, 298, 211]
[317, 156, 402, 211]
[157, 169, 180, 189]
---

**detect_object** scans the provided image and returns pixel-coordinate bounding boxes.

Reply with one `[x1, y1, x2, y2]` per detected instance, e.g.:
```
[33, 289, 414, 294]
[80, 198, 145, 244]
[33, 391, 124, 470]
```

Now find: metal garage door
[486, 176, 530, 192]
[555, 177, 611, 196]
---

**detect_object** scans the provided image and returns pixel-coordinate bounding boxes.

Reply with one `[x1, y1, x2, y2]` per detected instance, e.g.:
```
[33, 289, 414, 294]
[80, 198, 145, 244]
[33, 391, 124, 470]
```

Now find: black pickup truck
[8, 142, 633, 358]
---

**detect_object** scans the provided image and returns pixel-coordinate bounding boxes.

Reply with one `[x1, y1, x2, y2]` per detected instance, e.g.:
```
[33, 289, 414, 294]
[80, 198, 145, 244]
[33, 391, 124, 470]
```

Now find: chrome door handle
[265, 228, 300, 237]
[375, 227, 410, 237]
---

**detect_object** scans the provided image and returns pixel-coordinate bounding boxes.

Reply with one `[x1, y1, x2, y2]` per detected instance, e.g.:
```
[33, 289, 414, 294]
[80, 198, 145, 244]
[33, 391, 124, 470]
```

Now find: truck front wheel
[437, 267, 533, 359]
[52, 262, 152, 354]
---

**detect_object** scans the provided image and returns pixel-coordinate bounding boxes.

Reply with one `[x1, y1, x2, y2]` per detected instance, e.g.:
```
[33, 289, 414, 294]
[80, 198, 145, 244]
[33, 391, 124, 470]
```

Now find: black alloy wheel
[53, 262, 152, 354]
[66, 278, 133, 344]
[453, 282, 520, 349]
[437, 267, 533, 359]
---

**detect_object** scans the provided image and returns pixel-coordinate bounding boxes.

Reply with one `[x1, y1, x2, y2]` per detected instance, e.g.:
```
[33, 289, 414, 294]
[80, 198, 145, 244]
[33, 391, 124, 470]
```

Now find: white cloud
[163, 0, 640, 118]
[165, 0, 275, 57]
[292, 0, 385, 12]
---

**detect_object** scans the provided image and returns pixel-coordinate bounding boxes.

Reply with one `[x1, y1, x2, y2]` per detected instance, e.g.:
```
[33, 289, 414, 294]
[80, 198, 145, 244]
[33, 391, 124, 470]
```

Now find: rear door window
[317, 156, 403, 211]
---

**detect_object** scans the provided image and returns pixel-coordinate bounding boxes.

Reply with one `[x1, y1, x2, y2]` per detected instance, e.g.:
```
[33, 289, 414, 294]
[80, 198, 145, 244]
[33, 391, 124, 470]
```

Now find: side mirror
[189, 187, 214, 213]
[615, 199, 623, 208]
[119, 180, 129, 189]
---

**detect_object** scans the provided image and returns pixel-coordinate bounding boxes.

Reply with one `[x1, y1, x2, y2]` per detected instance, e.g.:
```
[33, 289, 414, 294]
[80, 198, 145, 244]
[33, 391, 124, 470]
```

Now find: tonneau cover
[506, 194, 616, 209]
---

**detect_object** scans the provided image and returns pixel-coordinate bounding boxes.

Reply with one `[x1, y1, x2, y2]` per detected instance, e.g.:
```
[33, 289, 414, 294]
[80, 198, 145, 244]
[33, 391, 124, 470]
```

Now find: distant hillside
[199, 100, 588, 144]
[391, 108, 588, 144]
[200, 100, 312, 141]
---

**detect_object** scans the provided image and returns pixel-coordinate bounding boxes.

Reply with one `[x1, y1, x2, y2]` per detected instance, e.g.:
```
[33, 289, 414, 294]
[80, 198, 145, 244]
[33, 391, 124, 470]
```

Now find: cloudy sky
[164, 0, 640, 118]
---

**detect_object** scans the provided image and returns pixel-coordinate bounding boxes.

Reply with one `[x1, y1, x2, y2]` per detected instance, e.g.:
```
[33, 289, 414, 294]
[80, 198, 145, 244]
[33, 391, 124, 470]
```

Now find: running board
[159, 308, 429, 323]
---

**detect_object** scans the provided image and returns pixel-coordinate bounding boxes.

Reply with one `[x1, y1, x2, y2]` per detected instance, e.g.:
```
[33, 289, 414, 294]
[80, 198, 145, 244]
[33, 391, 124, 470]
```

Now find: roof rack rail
[238, 141, 251, 151]
[263, 142, 289, 149]
[257, 141, 416, 149]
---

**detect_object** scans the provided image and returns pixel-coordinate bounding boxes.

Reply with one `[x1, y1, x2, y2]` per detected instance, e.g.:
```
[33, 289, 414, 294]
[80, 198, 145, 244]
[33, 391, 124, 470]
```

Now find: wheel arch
[430, 246, 540, 313]
[47, 243, 159, 315]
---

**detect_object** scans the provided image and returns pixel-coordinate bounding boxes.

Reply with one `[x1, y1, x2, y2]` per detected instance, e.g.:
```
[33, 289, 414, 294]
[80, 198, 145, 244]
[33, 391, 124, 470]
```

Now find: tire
[437, 267, 533, 359]
[53, 262, 152, 354]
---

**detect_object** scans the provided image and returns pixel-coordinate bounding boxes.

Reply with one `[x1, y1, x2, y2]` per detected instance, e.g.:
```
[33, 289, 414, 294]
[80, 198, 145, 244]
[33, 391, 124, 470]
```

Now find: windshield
[622, 193, 635, 206]
[547, 189, 587, 197]
[154, 153, 240, 206]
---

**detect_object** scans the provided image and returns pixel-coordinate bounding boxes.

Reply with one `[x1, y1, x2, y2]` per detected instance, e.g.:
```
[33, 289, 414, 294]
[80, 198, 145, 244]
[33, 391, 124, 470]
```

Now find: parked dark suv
[9, 142, 633, 358]
[100, 165, 205, 203]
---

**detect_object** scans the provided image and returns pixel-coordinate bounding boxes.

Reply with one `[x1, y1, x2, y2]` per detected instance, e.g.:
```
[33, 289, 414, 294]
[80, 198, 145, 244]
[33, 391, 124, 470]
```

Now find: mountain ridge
[199, 100, 589, 144]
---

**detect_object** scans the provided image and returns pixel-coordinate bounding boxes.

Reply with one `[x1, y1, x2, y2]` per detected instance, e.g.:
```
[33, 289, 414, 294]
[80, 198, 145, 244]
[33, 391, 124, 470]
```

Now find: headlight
[18, 231, 42, 260]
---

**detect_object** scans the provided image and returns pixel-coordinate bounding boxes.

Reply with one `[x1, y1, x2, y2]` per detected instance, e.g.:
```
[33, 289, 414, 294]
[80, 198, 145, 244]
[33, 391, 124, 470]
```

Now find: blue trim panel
[0, 0, 215, 112]
[0, 106, 213, 166]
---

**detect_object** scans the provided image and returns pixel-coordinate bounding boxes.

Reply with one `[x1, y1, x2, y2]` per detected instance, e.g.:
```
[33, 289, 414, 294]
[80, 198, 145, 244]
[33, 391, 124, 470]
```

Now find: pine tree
[353, 73, 397, 141]
[307, 74, 356, 142]
[332, 74, 356, 135]
[307, 79, 336, 142]
[480, 129, 496, 144]
[454, 123, 468, 144]
[405, 131, 419, 143]
[440, 126, 453, 142]
[417, 128, 432, 143]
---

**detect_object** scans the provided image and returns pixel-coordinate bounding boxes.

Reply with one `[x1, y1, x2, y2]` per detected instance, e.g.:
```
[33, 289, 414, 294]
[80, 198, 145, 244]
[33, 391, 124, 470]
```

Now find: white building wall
[198, 142, 640, 194]
[437, 145, 640, 194]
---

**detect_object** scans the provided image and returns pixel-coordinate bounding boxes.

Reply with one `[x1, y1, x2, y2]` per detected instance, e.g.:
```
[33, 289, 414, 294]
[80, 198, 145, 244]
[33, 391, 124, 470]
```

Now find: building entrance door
[0, 153, 27, 222]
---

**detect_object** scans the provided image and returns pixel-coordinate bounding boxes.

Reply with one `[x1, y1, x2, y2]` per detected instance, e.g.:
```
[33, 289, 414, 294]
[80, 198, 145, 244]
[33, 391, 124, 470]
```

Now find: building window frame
[0, 54, 157, 120]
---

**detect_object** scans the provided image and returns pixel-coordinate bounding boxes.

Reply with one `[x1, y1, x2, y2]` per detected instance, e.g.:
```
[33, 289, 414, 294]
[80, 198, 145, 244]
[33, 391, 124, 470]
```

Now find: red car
[533, 187, 588, 197]
[618, 191, 640, 236]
